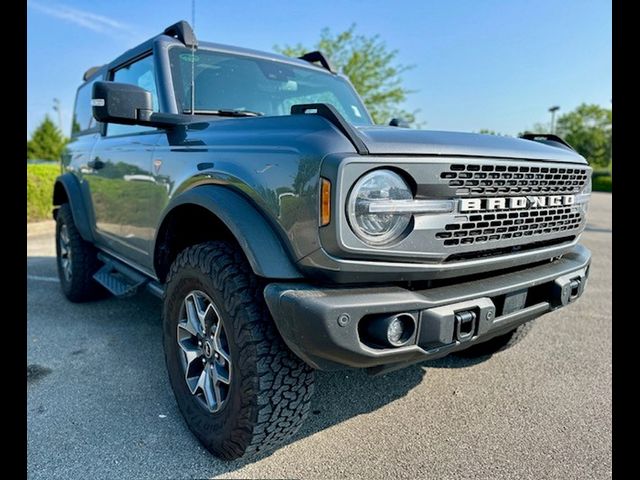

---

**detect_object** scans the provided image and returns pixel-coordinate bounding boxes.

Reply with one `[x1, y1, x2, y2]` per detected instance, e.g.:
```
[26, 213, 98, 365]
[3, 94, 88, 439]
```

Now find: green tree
[477, 129, 509, 136]
[275, 24, 418, 126]
[27, 115, 67, 161]
[555, 103, 612, 169]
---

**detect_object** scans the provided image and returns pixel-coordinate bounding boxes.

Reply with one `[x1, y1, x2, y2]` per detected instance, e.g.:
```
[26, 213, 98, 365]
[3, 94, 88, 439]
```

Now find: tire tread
[165, 241, 314, 459]
[55, 204, 104, 302]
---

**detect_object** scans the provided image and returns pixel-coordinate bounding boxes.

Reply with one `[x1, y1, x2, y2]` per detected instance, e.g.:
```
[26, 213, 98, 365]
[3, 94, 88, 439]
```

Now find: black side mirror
[91, 81, 192, 129]
[92, 81, 154, 125]
[389, 118, 410, 128]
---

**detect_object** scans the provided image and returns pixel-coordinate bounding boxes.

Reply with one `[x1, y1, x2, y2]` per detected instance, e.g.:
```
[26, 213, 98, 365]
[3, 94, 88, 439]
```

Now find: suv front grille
[441, 164, 589, 196]
[337, 157, 590, 265]
[435, 205, 583, 247]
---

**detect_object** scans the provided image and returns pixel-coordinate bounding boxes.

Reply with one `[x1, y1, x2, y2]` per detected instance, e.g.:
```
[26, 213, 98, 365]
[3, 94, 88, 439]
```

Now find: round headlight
[347, 170, 413, 246]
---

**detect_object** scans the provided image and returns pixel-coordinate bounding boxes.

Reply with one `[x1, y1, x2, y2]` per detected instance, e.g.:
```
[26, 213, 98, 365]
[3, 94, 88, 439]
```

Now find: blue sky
[27, 0, 611, 138]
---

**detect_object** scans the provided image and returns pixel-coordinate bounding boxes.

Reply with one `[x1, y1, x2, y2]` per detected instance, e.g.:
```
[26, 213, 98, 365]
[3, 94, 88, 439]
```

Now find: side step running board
[93, 253, 166, 298]
[93, 253, 148, 297]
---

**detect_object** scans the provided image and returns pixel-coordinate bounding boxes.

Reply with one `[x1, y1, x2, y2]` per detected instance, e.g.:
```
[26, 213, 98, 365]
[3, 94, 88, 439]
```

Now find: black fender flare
[153, 185, 303, 280]
[52, 173, 95, 242]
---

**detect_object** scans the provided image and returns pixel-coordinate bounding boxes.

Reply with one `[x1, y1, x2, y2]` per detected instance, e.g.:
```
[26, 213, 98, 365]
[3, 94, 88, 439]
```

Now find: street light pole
[53, 98, 63, 133]
[52, 98, 64, 171]
[548, 105, 560, 134]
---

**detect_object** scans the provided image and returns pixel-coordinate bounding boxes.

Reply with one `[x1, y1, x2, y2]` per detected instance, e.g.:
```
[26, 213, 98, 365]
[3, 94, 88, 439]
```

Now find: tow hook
[552, 267, 588, 306]
[454, 310, 477, 342]
[569, 278, 581, 298]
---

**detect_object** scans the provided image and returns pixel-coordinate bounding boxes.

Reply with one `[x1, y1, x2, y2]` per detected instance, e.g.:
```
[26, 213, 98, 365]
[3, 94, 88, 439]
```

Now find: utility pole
[53, 98, 63, 133]
[548, 105, 560, 134]
[52, 98, 64, 172]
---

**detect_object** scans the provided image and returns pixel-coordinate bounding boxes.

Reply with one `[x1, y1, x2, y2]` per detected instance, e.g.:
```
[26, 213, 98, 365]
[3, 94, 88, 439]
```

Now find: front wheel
[163, 241, 315, 460]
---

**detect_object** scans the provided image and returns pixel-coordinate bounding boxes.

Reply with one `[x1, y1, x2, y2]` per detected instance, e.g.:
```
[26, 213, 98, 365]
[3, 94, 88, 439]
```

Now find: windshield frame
[167, 45, 374, 126]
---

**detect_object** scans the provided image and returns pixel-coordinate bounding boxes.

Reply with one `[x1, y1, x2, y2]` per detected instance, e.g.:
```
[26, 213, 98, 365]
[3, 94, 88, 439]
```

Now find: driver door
[85, 53, 165, 269]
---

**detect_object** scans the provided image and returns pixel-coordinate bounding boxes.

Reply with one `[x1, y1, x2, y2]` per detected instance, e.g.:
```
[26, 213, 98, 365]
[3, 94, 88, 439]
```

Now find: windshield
[169, 47, 373, 126]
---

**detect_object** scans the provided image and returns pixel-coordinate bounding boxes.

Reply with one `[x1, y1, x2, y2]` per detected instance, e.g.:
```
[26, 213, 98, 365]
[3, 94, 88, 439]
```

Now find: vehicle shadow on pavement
[219, 365, 428, 468]
[421, 354, 492, 369]
[212, 356, 491, 470]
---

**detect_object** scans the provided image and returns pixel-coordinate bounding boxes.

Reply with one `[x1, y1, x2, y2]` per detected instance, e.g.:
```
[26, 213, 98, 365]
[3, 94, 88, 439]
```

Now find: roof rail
[298, 51, 335, 73]
[81, 21, 196, 82]
[83, 65, 103, 81]
[163, 20, 197, 48]
[520, 133, 574, 151]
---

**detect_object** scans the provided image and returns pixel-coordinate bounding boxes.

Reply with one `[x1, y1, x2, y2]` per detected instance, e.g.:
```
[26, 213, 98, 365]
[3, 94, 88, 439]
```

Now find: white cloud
[28, 1, 132, 39]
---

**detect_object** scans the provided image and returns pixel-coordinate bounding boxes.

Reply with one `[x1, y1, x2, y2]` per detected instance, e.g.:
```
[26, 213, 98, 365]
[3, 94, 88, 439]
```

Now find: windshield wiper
[183, 109, 264, 117]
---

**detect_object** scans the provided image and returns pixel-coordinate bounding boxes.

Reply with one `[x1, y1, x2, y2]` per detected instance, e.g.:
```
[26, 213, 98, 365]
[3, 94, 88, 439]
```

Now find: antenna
[190, 0, 196, 115]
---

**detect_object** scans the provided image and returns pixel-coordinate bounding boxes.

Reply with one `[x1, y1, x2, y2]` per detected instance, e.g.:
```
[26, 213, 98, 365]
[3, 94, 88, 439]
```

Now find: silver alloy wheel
[59, 224, 72, 282]
[177, 290, 232, 413]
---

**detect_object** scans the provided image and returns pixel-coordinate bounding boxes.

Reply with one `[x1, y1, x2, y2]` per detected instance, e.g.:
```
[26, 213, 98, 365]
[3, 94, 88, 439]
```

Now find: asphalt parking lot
[27, 193, 612, 480]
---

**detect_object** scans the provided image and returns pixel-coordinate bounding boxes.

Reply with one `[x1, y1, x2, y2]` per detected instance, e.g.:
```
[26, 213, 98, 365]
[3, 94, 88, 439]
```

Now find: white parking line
[27, 275, 59, 283]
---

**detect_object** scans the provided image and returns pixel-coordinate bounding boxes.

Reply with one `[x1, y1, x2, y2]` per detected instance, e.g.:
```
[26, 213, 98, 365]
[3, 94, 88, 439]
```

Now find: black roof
[82, 20, 335, 83]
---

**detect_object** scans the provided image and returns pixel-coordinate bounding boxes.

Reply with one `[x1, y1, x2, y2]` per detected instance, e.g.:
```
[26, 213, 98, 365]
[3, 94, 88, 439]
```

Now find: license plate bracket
[502, 289, 528, 315]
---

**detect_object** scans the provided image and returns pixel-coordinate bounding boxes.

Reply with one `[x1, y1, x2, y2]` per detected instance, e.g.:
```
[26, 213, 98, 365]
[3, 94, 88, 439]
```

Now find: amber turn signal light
[320, 178, 331, 226]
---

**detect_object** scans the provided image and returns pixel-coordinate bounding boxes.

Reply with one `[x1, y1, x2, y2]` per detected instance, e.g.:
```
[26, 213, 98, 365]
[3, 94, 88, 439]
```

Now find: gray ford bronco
[54, 21, 592, 459]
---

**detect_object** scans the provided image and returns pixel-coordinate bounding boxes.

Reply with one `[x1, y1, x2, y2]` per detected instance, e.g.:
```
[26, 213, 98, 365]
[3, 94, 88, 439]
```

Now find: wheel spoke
[215, 364, 230, 385]
[202, 369, 217, 411]
[60, 226, 69, 245]
[179, 340, 200, 362]
[179, 342, 201, 390]
[213, 323, 231, 364]
[204, 303, 218, 324]
[184, 294, 204, 335]
[59, 224, 73, 281]
[195, 369, 209, 404]
[193, 295, 208, 332]
[177, 318, 198, 337]
[212, 377, 223, 408]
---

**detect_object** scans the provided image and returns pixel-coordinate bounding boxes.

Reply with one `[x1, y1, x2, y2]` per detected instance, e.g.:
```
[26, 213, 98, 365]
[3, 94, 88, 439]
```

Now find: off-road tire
[455, 322, 534, 357]
[163, 241, 315, 460]
[55, 203, 105, 302]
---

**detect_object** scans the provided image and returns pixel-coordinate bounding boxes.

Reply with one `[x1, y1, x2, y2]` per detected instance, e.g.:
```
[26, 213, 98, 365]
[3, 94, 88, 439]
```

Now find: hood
[355, 126, 586, 164]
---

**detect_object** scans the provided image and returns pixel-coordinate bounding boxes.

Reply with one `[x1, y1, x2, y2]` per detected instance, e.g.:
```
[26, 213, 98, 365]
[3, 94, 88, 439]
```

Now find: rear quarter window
[72, 76, 102, 136]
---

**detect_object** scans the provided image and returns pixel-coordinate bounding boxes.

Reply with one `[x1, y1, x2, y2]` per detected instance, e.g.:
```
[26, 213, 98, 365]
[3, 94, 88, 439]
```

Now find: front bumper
[264, 244, 591, 372]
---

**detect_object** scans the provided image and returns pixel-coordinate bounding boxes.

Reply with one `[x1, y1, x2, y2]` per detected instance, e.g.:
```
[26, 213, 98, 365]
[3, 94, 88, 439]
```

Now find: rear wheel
[455, 322, 534, 357]
[163, 241, 315, 460]
[55, 203, 105, 302]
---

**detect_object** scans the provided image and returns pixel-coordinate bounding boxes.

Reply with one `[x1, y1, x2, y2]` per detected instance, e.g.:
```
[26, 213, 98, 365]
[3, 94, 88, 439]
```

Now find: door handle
[87, 158, 105, 170]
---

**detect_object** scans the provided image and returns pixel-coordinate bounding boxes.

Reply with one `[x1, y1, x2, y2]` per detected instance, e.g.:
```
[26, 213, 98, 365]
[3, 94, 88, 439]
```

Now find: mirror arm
[137, 111, 194, 129]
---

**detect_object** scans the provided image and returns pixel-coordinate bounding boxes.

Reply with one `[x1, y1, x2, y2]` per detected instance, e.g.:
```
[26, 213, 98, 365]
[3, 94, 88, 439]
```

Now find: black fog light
[362, 313, 416, 348]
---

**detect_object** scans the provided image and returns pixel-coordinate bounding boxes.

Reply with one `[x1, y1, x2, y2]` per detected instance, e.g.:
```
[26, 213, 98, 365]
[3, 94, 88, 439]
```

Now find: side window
[107, 54, 159, 137]
[72, 77, 101, 136]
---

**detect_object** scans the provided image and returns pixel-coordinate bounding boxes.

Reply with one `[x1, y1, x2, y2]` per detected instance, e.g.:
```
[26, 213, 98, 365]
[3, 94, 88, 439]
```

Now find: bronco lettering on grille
[459, 195, 575, 212]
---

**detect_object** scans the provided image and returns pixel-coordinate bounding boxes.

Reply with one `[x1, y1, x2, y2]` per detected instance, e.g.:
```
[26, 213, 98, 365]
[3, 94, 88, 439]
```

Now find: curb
[27, 220, 55, 237]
